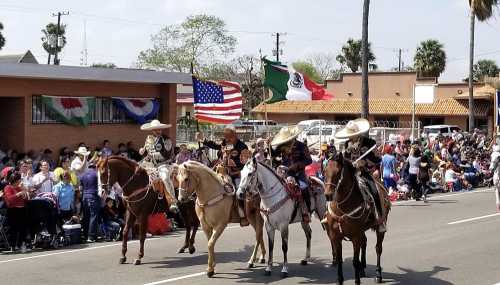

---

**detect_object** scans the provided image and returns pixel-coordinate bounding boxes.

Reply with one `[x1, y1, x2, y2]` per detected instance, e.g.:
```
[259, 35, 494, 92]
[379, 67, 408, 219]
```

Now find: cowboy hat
[140, 119, 172, 131]
[334, 118, 370, 139]
[74, 146, 91, 156]
[271, 125, 302, 147]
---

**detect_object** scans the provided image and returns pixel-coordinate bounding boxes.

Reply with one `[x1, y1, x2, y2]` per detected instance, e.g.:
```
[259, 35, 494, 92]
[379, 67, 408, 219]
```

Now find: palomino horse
[97, 156, 177, 265]
[170, 164, 199, 255]
[176, 160, 265, 277]
[214, 162, 266, 268]
[323, 152, 391, 285]
[237, 157, 327, 278]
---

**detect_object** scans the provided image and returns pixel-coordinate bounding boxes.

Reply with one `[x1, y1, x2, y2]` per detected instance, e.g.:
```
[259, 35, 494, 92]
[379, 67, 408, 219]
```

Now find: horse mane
[257, 161, 283, 182]
[107, 155, 139, 168]
[183, 160, 224, 185]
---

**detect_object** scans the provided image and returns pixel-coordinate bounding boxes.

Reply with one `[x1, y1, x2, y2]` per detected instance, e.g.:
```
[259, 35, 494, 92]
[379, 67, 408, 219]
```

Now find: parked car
[297, 119, 326, 131]
[298, 125, 342, 149]
[422, 125, 461, 140]
[233, 119, 278, 136]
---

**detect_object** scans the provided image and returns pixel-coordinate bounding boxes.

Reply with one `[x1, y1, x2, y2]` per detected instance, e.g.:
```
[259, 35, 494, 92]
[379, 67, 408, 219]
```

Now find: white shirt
[21, 173, 34, 189]
[32, 171, 55, 193]
[444, 169, 457, 183]
[71, 156, 87, 175]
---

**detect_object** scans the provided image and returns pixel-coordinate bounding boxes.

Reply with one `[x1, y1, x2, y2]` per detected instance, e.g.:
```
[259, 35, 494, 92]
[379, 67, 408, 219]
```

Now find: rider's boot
[365, 175, 385, 232]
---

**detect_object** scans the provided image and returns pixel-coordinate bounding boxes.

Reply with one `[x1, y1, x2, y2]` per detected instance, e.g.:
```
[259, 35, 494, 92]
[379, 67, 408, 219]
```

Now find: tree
[137, 14, 237, 73]
[41, 23, 67, 65]
[304, 52, 342, 81]
[91, 63, 117, 68]
[413, 39, 447, 78]
[292, 61, 322, 83]
[0, 22, 5, 51]
[468, 0, 499, 131]
[336, 38, 376, 73]
[361, 0, 371, 119]
[473, 59, 499, 81]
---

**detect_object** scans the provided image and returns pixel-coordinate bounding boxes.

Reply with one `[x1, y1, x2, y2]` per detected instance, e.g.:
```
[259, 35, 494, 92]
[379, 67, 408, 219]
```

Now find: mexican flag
[263, 58, 332, 104]
[42, 96, 95, 126]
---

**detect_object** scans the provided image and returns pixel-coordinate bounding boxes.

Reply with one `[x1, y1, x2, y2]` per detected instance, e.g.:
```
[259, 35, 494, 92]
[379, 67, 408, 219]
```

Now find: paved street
[1, 189, 500, 285]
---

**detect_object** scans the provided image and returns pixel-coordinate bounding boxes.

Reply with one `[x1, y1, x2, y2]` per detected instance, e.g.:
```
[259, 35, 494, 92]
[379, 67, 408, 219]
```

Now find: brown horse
[97, 156, 177, 265]
[170, 164, 199, 255]
[323, 153, 391, 285]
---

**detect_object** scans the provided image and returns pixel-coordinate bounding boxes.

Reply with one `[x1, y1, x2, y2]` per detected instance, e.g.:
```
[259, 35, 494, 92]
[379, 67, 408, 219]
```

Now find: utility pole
[398, 49, 402, 71]
[395, 48, 408, 71]
[80, 20, 88, 66]
[272, 33, 286, 62]
[52, 11, 69, 65]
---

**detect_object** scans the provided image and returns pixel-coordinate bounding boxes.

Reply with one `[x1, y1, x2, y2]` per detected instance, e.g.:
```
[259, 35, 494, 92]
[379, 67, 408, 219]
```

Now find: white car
[297, 119, 326, 131]
[422, 125, 461, 140]
[298, 125, 342, 149]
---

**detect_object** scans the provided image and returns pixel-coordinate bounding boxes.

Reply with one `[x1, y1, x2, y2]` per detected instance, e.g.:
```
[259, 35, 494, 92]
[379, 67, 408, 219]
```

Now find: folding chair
[0, 214, 10, 250]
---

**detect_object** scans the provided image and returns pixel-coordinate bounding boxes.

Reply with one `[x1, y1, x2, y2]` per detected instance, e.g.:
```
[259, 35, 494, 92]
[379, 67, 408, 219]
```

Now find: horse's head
[324, 152, 347, 201]
[237, 156, 259, 200]
[96, 156, 113, 195]
[177, 162, 199, 201]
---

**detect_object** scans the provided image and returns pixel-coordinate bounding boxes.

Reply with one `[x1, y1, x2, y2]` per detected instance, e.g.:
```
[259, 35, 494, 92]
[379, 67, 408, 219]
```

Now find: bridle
[100, 157, 147, 202]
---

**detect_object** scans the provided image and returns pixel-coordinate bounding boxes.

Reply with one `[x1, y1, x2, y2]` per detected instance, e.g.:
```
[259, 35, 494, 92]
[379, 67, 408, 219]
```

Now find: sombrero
[74, 146, 91, 156]
[271, 125, 302, 147]
[334, 118, 370, 139]
[140, 119, 172, 131]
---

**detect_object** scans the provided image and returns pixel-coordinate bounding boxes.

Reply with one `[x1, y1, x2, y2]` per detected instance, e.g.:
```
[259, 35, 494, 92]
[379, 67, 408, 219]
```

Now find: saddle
[215, 165, 249, 226]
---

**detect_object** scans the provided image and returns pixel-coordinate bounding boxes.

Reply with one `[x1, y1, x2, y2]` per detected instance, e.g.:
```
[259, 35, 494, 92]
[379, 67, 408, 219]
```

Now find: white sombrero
[334, 118, 370, 139]
[74, 146, 91, 156]
[140, 119, 172, 131]
[271, 125, 302, 147]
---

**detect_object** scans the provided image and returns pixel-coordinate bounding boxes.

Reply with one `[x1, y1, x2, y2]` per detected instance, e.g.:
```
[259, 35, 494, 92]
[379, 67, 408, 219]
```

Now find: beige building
[253, 71, 494, 133]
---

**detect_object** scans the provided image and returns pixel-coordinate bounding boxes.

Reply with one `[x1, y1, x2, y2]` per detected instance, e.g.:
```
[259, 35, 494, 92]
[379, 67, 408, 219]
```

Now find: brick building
[0, 62, 190, 153]
[253, 71, 495, 133]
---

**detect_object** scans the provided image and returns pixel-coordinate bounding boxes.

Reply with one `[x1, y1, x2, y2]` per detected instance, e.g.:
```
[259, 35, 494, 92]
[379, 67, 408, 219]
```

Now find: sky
[1, 0, 500, 82]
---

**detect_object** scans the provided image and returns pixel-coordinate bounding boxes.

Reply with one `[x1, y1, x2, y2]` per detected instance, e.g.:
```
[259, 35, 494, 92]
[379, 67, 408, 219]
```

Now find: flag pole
[260, 56, 273, 167]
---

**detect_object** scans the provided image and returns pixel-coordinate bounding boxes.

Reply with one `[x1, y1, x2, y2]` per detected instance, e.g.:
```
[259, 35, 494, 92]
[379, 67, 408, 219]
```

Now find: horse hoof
[259, 258, 266, 264]
[360, 270, 366, 278]
[375, 276, 383, 283]
[189, 247, 196, 254]
[280, 272, 288, 278]
[178, 248, 186, 254]
[247, 263, 255, 269]
[207, 271, 215, 278]
[133, 259, 141, 265]
[300, 259, 308, 266]
[264, 270, 271, 276]
[119, 257, 126, 264]
[336, 281, 344, 285]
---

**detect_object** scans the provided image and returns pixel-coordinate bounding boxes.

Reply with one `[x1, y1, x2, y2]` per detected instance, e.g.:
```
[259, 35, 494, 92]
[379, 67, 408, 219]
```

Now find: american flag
[192, 76, 242, 124]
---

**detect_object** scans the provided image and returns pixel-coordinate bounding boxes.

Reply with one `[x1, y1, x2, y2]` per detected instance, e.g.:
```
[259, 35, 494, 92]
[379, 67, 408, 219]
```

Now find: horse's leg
[134, 216, 147, 265]
[334, 237, 344, 285]
[258, 218, 266, 264]
[120, 211, 135, 264]
[178, 225, 190, 254]
[264, 222, 275, 276]
[360, 233, 367, 278]
[352, 238, 362, 285]
[375, 231, 385, 284]
[300, 222, 312, 265]
[328, 229, 337, 267]
[246, 209, 259, 268]
[206, 224, 226, 278]
[279, 227, 289, 278]
[188, 223, 198, 254]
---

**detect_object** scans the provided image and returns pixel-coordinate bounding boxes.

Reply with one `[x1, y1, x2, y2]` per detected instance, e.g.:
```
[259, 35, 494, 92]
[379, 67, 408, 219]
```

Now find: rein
[249, 162, 290, 216]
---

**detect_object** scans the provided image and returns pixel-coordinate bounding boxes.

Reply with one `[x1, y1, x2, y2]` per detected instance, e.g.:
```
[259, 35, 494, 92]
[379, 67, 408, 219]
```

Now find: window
[307, 127, 319, 136]
[32, 95, 137, 125]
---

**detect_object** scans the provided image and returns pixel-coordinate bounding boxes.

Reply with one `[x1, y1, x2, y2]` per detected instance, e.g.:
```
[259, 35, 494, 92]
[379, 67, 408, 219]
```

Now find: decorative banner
[112, 98, 159, 124]
[42, 95, 95, 126]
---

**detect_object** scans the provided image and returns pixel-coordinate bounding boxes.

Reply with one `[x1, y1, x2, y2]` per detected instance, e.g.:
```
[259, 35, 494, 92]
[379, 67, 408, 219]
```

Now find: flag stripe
[194, 104, 243, 111]
[195, 114, 240, 124]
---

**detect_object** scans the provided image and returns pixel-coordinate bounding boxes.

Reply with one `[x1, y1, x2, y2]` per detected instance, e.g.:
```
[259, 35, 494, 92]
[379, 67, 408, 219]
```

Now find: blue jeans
[82, 199, 100, 240]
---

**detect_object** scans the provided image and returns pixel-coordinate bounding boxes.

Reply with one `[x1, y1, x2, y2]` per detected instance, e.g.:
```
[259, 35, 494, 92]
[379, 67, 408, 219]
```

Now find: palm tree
[336, 38, 376, 73]
[0, 22, 5, 51]
[361, 0, 371, 118]
[41, 23, 67, 65]
[468, 0, 498, 131]
[413, 39, 447, 78]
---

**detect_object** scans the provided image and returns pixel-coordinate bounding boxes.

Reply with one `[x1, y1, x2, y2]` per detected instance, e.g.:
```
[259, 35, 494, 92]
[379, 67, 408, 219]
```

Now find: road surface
[1, 188, 500, 285]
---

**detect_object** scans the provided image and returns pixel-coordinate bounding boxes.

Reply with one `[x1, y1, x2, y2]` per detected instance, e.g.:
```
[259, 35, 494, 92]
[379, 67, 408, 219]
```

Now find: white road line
[393, 189, 493, 205]
[448, 213, 500, 225]
[143, 272, 205, 285]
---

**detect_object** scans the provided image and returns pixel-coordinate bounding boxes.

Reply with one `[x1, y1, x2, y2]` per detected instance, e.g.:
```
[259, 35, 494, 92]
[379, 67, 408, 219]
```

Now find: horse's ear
[252, 155, 257, 165]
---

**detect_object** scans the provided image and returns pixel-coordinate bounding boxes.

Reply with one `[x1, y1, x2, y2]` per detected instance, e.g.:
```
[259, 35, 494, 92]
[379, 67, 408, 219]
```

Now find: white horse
[237, 157, 327, 278]
[491, 146, 500, 212]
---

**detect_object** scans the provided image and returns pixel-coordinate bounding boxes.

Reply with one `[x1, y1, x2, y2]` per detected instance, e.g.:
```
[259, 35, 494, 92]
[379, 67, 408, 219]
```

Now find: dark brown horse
[97, 156, 177, 265]
[170, 164, 199, 255]
[323, 153, 391, 285]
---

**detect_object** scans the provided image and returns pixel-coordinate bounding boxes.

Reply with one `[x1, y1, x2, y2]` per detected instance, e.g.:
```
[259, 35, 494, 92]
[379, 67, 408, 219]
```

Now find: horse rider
[138, 119, 177, 204]
[196, 126, 249, 226]
[489, 144, 500, 212]
[334, 118, 386, 232]
[270, 126, 313, 223]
